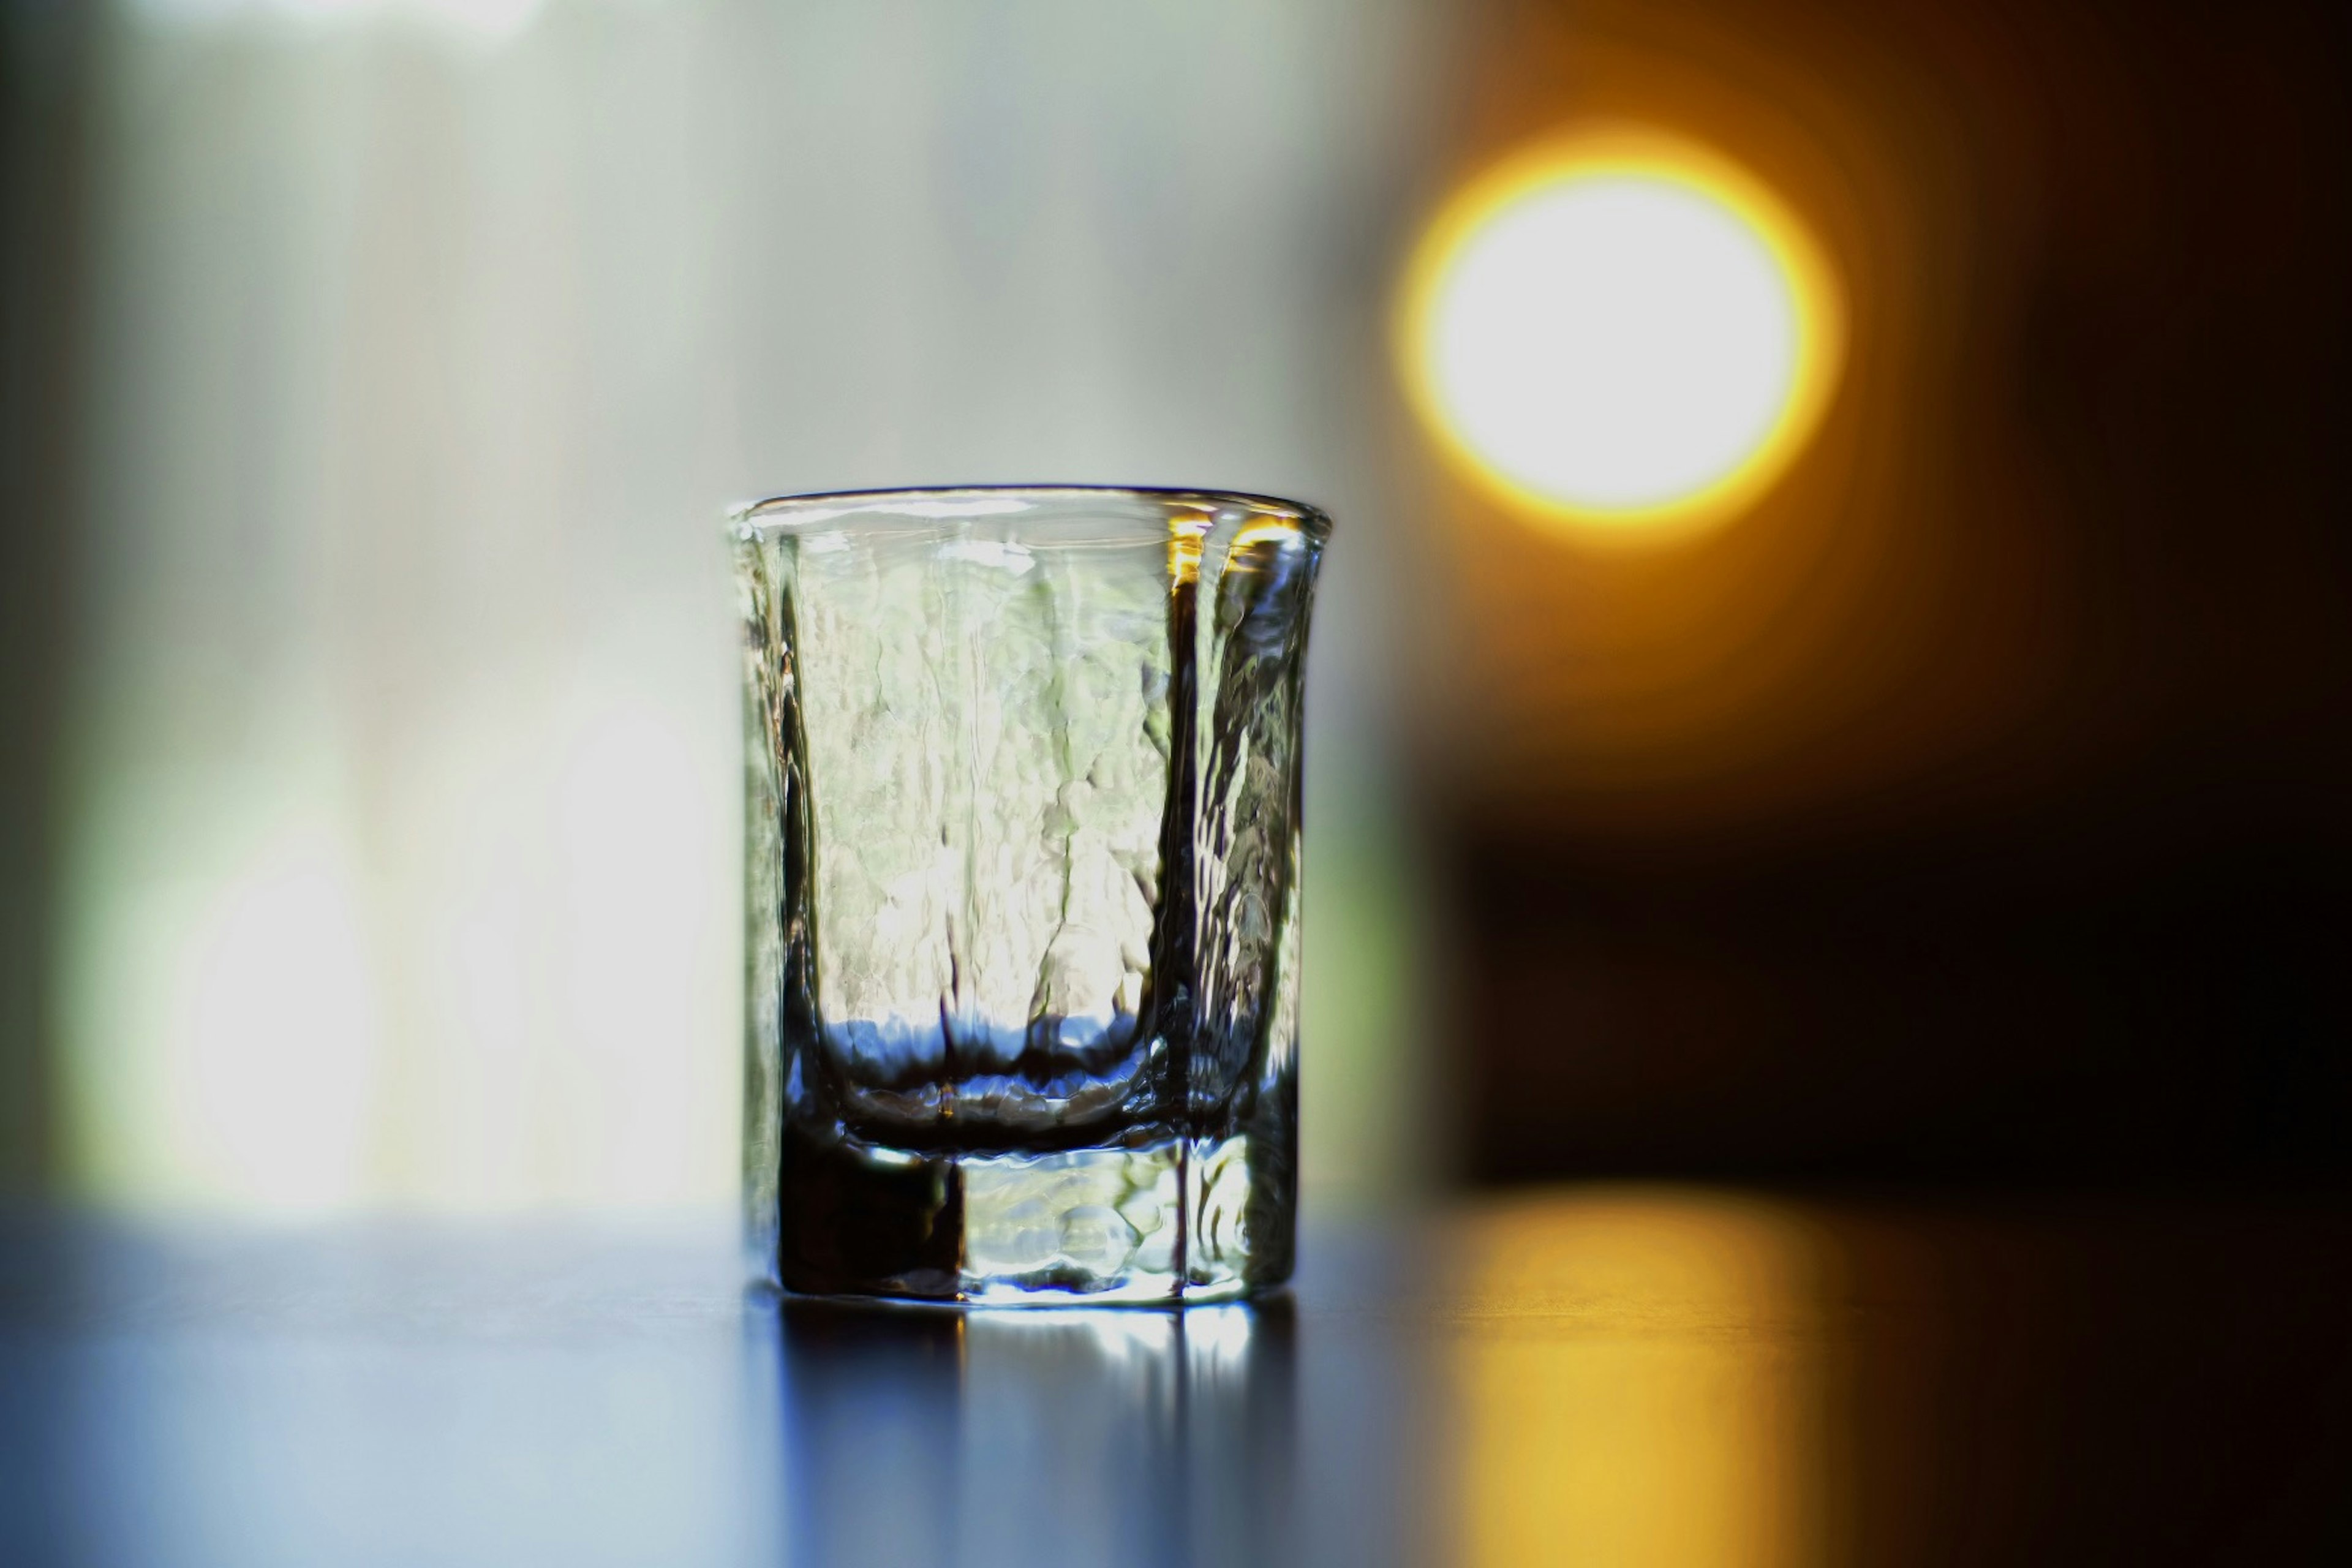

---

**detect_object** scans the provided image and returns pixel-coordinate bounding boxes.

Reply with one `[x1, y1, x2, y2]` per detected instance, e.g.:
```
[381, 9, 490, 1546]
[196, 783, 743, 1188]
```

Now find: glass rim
[727, 483, 1333, 541]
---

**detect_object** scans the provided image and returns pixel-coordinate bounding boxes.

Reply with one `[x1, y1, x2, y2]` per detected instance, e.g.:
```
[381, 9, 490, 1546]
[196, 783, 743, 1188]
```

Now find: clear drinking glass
[734, 487, 1327, 1303]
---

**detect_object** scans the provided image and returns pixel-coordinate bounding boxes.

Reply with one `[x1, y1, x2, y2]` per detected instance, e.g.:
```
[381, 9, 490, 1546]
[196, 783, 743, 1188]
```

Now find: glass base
[772, 1126, 1289, 1306]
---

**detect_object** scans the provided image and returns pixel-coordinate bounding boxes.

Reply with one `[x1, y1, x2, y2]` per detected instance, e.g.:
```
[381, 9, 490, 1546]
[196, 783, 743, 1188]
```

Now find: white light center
[1428, 175, 1803, 512]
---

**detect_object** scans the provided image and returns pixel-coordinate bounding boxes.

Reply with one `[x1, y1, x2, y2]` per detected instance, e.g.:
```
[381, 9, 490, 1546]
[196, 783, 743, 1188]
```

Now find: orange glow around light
[1401, 126, 1844, 545]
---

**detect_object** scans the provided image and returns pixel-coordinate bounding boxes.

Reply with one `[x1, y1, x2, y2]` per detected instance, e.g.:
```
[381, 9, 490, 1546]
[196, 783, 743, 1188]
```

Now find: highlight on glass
[733, 487, 1327, 1303]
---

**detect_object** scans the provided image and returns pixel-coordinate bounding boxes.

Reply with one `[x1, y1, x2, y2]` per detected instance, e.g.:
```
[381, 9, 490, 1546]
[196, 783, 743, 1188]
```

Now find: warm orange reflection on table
[1451, 1189, 1836, 1568]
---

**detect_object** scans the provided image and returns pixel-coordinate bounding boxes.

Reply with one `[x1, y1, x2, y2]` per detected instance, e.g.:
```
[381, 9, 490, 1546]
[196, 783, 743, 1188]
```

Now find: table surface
[4, 1187, 2349, 1567]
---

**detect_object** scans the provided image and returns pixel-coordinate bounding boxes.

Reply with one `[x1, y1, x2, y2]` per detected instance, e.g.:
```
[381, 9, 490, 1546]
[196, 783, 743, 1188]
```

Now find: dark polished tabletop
[4, 1187, 2349, 1567]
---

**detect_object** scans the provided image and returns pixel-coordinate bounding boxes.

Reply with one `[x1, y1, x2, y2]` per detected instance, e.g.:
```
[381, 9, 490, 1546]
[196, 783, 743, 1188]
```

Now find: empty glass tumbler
[734, 487, 1327, 1303]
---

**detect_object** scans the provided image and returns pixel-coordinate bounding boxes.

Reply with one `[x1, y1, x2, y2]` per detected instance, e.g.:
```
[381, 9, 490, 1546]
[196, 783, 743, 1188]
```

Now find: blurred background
[2, 0, 2349, 1220]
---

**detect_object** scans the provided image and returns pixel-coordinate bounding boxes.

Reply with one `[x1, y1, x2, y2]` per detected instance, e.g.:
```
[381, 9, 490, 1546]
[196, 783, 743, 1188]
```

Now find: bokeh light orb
[1402, 127, 1842, 543]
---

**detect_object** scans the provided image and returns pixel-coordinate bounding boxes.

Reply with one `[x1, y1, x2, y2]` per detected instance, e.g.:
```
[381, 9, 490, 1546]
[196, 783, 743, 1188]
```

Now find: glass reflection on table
[773, 1297, 1297, 1568]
